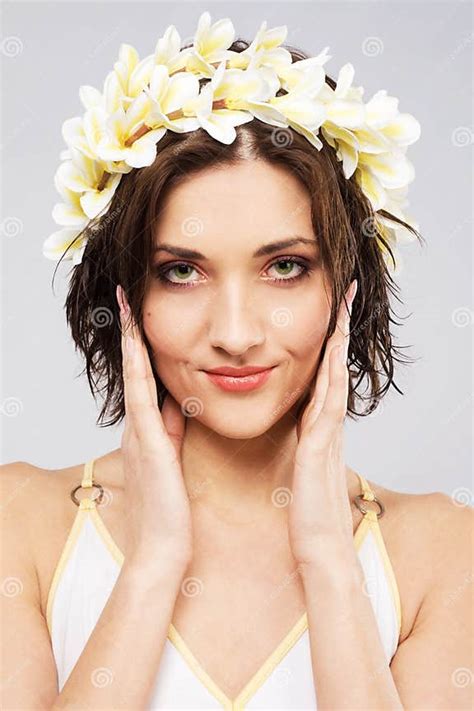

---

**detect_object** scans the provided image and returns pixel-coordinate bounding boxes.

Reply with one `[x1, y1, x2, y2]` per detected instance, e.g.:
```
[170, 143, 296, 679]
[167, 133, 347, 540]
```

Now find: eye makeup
[152, 256, 315, 290]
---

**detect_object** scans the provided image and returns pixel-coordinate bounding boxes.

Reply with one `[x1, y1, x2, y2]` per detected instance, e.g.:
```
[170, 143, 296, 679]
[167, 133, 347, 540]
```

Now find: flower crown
[43, 11, 421, 268]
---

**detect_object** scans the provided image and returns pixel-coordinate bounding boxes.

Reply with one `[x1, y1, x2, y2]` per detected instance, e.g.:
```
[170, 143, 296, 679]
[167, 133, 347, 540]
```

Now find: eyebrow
[153, 236, 318, 260]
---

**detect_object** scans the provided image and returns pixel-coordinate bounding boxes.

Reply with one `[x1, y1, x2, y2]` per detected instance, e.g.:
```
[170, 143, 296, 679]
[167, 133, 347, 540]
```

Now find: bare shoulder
[369, 476, 472, 555]
[364, 475, 472, 641]
[0, 452, 123, 618]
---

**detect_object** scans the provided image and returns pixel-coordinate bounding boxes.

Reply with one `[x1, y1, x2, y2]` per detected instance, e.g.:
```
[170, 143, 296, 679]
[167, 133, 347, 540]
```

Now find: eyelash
[152, 257, 313, 290]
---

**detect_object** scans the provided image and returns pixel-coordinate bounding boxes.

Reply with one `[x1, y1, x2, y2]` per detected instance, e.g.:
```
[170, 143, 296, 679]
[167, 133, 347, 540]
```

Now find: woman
[1, 12, 471, 710]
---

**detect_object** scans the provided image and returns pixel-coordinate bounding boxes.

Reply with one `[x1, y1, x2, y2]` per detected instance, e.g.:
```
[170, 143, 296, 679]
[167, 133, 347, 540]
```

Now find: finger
[305, 279, 357, 426]
[123, 326, 173, 457]
[117, 285, 158, 409]
[331, 278, 357, 361]
[117, 288, 171, 457]
[305, 343, 348, 453]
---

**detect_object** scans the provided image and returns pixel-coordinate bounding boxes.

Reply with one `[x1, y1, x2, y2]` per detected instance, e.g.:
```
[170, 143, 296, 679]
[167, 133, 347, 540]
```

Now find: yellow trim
[356, 474, 403, 642]
[366, 512, 402, 641]
[81, 459, 94, 488]
[46, 461, 401, 710]
[45, 505, 89, 638]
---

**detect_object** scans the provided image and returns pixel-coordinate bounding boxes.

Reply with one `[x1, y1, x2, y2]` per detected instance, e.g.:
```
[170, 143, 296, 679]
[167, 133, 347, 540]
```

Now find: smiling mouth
[202, 366, 277, 392]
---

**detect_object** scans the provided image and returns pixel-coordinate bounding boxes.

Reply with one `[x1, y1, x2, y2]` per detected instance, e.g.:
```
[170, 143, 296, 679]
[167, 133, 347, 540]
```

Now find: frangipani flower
[56, 147, 123, 219]
[185, 11, 235, 78]
[44, 11, 421, 264]
[95, 91, 167, 168]
[61, 111, 132, 177]
[277, 48, 332, 92]
[79, 69, 123, 114]
[143, 65, 201, 133]
[183, 61, 285, 144]
[269, 70, 327, 148]
[154, 23, 192, 75]
[43, 226, 88, 264]
[228, 20, 292, 78]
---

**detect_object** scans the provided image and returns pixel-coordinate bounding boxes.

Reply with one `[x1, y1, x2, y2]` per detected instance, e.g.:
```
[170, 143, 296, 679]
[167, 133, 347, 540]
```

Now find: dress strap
[81, 459, 95, 488]
[354, 472, 385, 522]
[70, 458, 104, 510]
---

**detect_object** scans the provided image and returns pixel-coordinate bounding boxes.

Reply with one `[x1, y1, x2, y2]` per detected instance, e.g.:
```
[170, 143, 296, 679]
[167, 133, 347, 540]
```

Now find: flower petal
[335, 63, 355, 98]
[80, 173, 121, 219]
[79, 85, 103, 110]
[161, 72, 200, 115]
[42, 227, 87, 262]
[359, 150, 415, 189]
[381, 113, 421, 147]
[355, 166, 386, 211]
[125, 128, 167, 168]
[326, 99, 365, 128]
[365, 90, 399, 128]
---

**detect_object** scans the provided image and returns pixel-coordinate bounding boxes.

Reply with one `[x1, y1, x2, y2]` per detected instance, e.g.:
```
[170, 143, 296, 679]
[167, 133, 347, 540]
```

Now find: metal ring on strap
[70, 482, 104, 507]
[353, 493, 385, 518]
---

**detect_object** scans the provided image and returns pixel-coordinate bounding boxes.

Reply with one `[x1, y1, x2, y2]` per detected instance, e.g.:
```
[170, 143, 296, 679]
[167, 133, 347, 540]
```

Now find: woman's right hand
[116, 284, 193, 576]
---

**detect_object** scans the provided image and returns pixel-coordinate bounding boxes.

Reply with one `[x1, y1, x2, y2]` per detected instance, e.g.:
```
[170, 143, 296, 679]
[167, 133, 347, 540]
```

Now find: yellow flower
[227, 19, 292, 78]
[143, 65, 201, 133]
[95, 91, 167, 168]
[56, 147, 122, 219]
[183, 61, 286, 144]
[185, 11, 235, 78]
[154, 23, 191, 75]
[269, 70, 327, 148]
[43, 227, 88, 264]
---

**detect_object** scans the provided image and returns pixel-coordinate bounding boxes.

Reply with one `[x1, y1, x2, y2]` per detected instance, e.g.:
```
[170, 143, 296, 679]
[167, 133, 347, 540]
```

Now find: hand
[288, 279, 358, 565]
[117, 284, 193, 575]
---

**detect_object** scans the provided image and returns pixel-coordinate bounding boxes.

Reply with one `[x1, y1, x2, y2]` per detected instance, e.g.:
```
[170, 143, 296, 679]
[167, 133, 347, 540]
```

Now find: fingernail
[118, 286, 130, 318]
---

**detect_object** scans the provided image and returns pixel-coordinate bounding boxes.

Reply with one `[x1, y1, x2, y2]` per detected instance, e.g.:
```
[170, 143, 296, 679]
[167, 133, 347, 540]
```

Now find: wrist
[121, 552, 190, 591]
[296, 539, 362, 587]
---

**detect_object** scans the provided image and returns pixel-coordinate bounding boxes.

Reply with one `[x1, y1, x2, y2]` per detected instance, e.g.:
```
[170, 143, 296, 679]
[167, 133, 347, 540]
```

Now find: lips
[204, 365, 275, 377]
[202, 365, 276, 392]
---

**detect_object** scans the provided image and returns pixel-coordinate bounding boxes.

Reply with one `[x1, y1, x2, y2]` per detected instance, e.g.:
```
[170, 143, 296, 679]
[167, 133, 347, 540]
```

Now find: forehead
[153, 160, 315, 252]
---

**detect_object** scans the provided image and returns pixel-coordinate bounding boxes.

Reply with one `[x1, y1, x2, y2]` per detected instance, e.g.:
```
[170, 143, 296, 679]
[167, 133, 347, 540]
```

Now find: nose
[208, 280, 265, 355]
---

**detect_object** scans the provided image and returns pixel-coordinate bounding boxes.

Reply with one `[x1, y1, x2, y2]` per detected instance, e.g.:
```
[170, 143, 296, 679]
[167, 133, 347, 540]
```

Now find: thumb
[161, 393, 187, 460]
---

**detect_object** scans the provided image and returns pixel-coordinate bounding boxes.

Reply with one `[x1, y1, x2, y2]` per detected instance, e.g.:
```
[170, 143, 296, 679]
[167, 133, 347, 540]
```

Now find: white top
[46, 459, 402, 710]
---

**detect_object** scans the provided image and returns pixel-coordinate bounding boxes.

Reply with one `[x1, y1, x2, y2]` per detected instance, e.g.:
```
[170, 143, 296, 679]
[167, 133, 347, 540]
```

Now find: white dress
[46, 459, 402, 710]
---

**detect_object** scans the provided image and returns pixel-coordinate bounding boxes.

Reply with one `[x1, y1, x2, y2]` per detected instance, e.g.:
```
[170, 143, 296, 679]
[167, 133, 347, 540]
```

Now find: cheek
[142, 299, 191, 364]
[279, 296, 329, 363]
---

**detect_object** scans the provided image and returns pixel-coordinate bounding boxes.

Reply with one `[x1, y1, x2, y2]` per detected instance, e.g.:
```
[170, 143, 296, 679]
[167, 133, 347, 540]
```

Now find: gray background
[1, 1, 472, 499]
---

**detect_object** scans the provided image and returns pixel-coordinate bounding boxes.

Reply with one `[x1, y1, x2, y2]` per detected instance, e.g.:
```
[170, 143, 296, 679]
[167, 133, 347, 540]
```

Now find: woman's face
[143, 159, 331, 438]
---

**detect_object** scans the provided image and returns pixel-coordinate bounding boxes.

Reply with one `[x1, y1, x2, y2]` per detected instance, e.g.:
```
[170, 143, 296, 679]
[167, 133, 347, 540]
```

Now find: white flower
[43, 226, 88, 263]
[43, 12, 421, 265]
[56, 147, 122, 219]
[95, 91, 167, 168]
[184, 61, 286, 144]
[143, 65, 201, 133]
[154, 23, 192, 75]
[269, 70, 327, 148]
[185, 11, 236, 79]
[227, 19, 292, 79]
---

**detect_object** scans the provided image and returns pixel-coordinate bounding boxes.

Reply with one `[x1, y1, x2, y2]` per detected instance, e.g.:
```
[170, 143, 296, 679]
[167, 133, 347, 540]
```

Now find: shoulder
[0, 456, 120, 616]
[370, 478, 471, 549]
[0, 459, 80, 520]
[366, 477, 472, 633]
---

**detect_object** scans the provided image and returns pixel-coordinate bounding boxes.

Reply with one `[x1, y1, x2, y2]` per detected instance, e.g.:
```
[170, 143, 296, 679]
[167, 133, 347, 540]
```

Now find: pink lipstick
[202, 365, 276, 392]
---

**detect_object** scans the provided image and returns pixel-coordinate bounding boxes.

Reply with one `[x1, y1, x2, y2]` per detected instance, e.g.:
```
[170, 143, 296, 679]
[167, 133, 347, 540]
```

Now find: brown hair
[54, 39, 424, 427]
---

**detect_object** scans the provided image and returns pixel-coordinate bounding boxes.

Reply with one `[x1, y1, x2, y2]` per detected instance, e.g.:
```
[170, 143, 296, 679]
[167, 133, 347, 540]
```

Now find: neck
[180, 409, 358, 527]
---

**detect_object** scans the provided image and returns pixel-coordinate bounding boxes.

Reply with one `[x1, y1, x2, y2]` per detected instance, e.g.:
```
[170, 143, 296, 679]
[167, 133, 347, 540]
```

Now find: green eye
[154, 256, 312, 289]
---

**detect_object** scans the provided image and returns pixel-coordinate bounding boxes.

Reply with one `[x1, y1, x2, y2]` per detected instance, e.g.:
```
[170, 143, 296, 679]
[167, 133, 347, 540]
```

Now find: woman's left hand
[288, 279, 358, 566]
